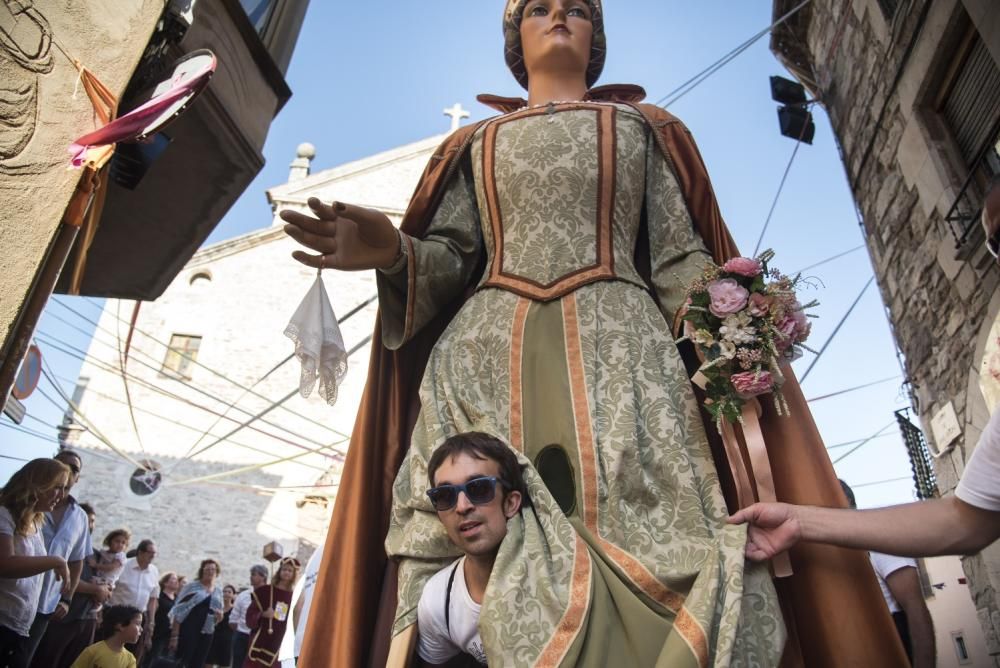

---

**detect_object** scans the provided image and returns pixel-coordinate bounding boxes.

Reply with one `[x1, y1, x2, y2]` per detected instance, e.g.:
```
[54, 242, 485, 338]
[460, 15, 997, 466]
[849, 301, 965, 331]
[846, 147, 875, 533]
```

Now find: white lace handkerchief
[284, 273, 348, 406]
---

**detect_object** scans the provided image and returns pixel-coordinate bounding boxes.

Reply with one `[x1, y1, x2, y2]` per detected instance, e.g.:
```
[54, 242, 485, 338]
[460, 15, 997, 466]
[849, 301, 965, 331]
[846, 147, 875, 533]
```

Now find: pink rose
[723, 257, 763, 277]
[731, 370, 773, 397]
[774, 315, 797, 351]
[747, 293, 770, 317]
[707, 279, 749, 318]
[790, 302, 811, 343]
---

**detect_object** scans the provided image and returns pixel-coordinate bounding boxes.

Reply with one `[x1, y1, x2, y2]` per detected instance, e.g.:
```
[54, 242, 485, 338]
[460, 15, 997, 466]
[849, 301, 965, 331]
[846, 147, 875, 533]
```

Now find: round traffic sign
[12, 345, 41, 401]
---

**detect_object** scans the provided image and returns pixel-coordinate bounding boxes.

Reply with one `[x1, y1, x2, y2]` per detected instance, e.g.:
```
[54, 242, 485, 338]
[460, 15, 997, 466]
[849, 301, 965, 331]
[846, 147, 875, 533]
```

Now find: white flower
[719, 314, 757, 345]
[718, 340, 737, 359]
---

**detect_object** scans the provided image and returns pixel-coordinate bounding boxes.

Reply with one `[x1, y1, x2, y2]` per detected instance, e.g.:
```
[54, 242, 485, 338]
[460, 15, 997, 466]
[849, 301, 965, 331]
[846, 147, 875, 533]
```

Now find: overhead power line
[36, 366, 147, 470]
[43, 375, 329, 474]
[806, 375, 901, 403]
[655, 0, 812, 108]
[792, 245, 865, 275]
[53, 296, 359, 442]
[35, 327, 346, 456]
[33, 334, 347, 463]
[832, 420, 897, 465]
[753, 123, 809, 257]
[57, 296, 351, 442]
[850, 476, 912, 489]
[45, 306, 341, 470]
[799, 275, 875, 383]
[825, 432, 896, 451]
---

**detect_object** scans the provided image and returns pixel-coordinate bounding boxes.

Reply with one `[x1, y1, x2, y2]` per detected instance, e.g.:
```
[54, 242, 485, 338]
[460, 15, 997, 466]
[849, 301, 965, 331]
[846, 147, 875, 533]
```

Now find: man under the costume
[286, 2, 908, 666]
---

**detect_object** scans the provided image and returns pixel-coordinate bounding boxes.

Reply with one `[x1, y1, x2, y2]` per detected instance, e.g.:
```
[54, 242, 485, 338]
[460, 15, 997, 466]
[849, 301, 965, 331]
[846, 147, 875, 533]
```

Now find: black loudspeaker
[109, 132, 172, 190]
[777, 105, 815, 144]
[770, 75, 808, 105]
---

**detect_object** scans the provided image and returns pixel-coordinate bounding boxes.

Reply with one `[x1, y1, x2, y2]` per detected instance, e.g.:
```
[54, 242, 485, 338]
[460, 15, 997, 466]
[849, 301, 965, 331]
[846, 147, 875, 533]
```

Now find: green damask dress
[380, 102, 784, 667]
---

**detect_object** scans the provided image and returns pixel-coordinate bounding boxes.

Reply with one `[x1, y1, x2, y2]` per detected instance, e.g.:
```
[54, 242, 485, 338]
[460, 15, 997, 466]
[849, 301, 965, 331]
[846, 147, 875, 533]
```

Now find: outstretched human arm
[0, 534, 70, 581]
[728, 495, 1000, 559]
[883, 565, 935, 668]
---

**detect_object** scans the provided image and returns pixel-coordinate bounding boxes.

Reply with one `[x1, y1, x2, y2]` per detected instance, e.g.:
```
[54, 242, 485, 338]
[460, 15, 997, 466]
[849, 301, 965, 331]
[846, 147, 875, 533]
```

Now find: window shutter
[942, 35, 1000, 166]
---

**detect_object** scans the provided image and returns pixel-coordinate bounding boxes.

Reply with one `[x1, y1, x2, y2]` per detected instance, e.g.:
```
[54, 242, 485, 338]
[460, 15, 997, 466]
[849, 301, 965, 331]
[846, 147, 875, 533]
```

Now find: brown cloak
[298, 86, 907, 668]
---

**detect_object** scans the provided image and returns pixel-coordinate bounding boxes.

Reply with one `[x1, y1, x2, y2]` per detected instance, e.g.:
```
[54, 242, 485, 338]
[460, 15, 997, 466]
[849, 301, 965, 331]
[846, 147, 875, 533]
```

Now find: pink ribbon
[68, 59, 214, 167]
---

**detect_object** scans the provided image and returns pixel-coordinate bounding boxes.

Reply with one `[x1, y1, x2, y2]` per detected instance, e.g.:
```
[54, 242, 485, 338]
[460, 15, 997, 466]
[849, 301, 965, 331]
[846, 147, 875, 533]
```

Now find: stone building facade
[771, 0, 1000, 662]
[65, 130, 450, 584]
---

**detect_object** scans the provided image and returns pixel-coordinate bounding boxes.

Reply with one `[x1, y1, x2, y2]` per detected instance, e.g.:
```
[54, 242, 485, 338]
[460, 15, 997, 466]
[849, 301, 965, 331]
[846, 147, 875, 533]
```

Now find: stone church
[63, 111, 467, 583]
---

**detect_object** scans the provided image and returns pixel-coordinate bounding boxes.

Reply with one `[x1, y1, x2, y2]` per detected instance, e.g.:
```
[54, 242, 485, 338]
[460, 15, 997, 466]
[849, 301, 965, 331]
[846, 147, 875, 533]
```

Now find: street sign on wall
[12, 344, 41, 401]
[3, 395, 25, 425]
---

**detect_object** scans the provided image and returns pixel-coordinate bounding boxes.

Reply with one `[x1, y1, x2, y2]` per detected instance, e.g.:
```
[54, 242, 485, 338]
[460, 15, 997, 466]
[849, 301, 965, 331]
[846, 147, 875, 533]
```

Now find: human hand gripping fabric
[727, 502, 803, 561]
[281, 198, 399, 271]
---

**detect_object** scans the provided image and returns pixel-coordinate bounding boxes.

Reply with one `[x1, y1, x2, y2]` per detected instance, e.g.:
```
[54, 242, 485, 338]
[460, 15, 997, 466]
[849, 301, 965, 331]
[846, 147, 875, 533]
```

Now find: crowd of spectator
[0, 449, 303, 668]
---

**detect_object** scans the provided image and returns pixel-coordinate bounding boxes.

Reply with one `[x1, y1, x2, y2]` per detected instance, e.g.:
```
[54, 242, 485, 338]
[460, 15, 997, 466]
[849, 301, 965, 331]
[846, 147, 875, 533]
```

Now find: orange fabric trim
[482, 119, 505, 287]
[597, 105, 616, 275]
[562, 295, 686, 613]
[597, 539, 685, 613]
[535, 534, 592, 668]
[509, 297, 531, 453]
[675, 606, 710, 668]
[482, 104, 617, 301]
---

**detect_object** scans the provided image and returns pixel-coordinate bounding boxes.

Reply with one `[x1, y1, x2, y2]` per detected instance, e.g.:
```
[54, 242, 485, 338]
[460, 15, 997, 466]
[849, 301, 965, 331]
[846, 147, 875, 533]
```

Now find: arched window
[189, 270, 212, 286]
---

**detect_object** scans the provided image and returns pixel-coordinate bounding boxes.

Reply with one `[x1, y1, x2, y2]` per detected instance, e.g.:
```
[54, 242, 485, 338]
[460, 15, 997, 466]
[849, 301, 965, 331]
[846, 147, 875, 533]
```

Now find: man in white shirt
[108, 539, 160, 657]
[416, 433, 525, 667]
[838, 480, 935, 668]
[230, 563, 268, 668]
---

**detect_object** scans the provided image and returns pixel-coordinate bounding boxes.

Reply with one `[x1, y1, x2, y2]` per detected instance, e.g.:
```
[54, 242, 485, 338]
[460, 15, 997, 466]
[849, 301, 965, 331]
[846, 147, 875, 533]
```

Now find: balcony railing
[944, 115, 1000, 249]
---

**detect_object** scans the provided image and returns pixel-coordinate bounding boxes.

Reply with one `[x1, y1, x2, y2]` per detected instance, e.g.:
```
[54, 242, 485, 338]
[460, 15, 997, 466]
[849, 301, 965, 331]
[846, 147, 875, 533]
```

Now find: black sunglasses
[426, 476, 509, 511]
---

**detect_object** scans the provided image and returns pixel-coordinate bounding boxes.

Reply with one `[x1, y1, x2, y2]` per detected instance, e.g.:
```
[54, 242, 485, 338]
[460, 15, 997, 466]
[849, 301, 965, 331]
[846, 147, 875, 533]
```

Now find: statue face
[519, 0, 593, 83]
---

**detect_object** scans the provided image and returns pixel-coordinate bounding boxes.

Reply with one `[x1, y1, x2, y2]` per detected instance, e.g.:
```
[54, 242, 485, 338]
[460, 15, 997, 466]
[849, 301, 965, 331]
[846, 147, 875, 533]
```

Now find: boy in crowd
[416, 433, 526, 667]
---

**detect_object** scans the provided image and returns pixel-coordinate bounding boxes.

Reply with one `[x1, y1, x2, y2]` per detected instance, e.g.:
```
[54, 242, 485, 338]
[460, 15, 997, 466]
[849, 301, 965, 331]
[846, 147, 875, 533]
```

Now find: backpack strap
[444, 560, 461, 637]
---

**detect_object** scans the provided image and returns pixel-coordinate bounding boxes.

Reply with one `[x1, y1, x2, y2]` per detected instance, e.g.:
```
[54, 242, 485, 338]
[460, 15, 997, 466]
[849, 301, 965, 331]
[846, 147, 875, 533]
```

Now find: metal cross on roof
[443, 103, 470, 132]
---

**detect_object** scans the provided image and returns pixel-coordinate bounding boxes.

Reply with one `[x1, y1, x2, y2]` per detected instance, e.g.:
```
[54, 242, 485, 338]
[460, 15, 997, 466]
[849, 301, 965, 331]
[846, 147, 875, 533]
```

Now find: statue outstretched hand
[281, 197, 399, 271]
[727, 502, 802, 561]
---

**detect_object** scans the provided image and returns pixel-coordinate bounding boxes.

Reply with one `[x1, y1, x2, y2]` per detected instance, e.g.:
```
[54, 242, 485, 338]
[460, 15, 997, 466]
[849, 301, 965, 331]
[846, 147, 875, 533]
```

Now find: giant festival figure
[283, 1, 908, 666]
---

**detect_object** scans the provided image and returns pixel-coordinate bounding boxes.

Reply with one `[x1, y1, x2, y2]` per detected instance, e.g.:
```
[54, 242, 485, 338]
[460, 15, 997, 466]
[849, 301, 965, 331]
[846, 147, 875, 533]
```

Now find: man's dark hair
[838, 479, 857, 509]
[137, 539, 155, 553]
[427, 432, 526, 499]
[99, 604, 142, 638]
[79, 502, 95, 517]
[54, 449, 81, 467]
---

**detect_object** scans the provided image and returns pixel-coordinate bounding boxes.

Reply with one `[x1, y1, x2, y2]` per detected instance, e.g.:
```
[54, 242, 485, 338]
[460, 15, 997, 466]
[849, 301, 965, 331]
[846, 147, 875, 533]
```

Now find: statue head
[503, 0, 606, 90]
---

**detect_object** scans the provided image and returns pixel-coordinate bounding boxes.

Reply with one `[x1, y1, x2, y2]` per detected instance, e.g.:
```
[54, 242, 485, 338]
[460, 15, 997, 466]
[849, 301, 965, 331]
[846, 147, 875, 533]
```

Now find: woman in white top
[0, 458, 73, 667]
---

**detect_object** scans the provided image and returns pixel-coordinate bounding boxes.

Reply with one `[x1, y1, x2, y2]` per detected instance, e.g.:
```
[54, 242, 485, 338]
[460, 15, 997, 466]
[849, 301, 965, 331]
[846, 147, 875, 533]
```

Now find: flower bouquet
[677, 250, 817, 426]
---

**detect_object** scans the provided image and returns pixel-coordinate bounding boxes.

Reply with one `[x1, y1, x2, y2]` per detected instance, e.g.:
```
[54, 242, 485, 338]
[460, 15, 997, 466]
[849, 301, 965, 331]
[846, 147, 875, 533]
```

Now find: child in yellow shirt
[71, 604, 142, 668]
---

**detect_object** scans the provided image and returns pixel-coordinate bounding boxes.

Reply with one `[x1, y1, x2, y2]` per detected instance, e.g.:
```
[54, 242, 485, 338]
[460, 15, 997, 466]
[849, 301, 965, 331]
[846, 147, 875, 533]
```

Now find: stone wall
[773, 0, 1000, 661]
[70, 446, 329, 588]
[0, 2, 161, 367]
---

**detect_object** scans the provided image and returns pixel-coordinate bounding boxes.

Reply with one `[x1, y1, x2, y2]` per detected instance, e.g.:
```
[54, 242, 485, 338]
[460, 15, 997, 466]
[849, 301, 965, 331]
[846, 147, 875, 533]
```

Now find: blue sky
[4, 1, 920, 509]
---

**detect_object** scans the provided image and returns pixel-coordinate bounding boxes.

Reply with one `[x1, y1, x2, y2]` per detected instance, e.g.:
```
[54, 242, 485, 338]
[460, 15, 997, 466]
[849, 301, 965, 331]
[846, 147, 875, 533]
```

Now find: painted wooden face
[519, 0, 594, 84]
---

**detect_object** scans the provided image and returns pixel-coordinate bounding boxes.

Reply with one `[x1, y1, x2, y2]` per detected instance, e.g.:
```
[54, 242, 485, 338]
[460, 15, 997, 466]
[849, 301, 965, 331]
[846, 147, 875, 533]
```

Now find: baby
[87, 528, 130, 612]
